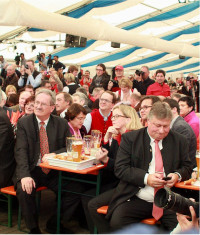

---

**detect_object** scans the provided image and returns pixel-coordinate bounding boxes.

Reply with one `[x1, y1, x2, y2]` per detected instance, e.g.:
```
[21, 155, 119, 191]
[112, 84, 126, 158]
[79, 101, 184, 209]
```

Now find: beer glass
[72, 138, 83, 162]
[66, 137, 74, 157]
[83, 135, 93, 155]
[193, 150, 200, 186]
[91, 130, 102, 148]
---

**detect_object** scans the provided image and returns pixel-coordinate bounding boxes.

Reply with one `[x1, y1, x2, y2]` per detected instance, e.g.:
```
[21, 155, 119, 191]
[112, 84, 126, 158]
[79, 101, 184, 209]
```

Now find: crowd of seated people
[0, 54, 199, 234]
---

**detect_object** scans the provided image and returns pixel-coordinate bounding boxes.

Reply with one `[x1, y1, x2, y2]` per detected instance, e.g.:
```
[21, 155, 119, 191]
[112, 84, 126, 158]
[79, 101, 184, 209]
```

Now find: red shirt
[79, 77, 92, 86]
[146, 82, 170, 97]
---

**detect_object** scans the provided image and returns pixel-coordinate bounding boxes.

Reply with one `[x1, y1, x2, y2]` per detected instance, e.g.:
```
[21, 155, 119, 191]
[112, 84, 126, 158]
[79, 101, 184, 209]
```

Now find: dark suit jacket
[172, 116, 197, 168]
[13, 113, 71, 184]
[106, 127, 192, 219]
[0, 107, 16, 188]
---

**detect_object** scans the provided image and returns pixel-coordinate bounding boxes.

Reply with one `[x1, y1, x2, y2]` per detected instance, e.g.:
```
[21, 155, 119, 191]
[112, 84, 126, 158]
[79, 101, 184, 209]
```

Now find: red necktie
[39, 122, 50, 174]
[152, 140, 164, 220]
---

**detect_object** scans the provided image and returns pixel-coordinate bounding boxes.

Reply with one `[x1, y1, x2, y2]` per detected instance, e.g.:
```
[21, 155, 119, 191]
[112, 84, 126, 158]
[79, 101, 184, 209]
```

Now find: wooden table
[40, 162, 105, 234]
[175, 181, 200, 191]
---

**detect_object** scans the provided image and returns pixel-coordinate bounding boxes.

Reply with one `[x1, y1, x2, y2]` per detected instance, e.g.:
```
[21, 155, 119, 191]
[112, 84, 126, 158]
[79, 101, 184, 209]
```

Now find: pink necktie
[39, 122, 50, 174]
[152, 140, 163, 220]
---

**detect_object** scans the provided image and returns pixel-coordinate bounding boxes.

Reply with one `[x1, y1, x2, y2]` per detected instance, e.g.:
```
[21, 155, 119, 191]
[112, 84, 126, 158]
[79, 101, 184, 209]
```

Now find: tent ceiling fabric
[0, 0, 199, 75]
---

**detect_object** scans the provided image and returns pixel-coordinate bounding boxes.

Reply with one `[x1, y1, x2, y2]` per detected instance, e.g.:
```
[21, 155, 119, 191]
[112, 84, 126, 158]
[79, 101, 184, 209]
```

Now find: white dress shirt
[136, 131, 165, 202]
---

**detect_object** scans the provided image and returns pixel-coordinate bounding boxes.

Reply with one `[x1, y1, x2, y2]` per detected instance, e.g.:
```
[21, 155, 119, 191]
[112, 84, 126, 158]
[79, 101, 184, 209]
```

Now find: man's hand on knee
[21, 177, 36, 194]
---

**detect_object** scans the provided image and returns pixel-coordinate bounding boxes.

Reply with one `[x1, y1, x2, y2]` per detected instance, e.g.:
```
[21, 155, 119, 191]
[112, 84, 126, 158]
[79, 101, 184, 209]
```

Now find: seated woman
[115, 78, 138, 104]
[24, 95, 35, 116]
[82, 104, 143, 233]
[179, 96, 199, 138]
[65, 103, 87, 138]
[48, 69, 63, 94]
[63, 73, 80, 95]
[5, 85, 17, 98]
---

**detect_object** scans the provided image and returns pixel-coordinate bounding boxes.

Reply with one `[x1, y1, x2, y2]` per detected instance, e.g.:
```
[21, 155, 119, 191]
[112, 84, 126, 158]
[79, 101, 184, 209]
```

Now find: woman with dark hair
[89, 63, 110, 94]
[24, 95, 35, 116]
[65, 103, 87, 138]
[179, 96, 199, 138]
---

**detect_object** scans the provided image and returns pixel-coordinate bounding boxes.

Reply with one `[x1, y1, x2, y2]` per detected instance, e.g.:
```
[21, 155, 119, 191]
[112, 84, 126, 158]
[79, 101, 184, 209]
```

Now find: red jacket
[146, 82, 170, 97]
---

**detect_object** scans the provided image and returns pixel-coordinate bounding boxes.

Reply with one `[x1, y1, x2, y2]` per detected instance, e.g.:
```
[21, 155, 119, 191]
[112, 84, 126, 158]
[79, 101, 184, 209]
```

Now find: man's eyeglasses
[111, 115, 127, 120]
[99, 98, 112, 103]
[35, 101, 51, 108]
[139, 105, 152, 111]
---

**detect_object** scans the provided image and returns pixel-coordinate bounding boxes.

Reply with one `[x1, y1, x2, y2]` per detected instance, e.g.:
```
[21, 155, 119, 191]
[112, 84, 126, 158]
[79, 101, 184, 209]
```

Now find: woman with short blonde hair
[5, 85, 17, 97]
[115, 78, 138, 103]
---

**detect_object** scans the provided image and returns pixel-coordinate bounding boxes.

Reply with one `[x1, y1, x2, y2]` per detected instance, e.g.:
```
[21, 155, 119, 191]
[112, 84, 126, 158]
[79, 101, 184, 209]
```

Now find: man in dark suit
[14, 89, 71, 234]
[0, 106, 15, 188]
[163, 98, 197, 168]
[88, 102, 192, 233]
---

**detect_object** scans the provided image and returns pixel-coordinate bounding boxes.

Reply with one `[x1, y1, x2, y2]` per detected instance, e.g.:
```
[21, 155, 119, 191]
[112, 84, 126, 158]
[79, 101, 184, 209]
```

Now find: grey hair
[148, 102, 172, 121]
[35, 89, 56, 105]
[72, 92, 88, 105]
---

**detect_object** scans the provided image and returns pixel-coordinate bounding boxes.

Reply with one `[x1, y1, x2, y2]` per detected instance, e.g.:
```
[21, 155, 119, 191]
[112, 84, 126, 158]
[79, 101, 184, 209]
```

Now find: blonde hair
[113, 104, 143, 130]
[5, 85, 17, 96]
[119, 78, 133, 89]
[64, 73, 75, 83]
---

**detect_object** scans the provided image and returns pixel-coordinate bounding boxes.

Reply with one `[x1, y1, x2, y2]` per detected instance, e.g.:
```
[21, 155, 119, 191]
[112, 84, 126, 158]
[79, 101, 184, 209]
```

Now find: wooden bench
[97, 205, 157, 225]
[0, 185, 47, 229]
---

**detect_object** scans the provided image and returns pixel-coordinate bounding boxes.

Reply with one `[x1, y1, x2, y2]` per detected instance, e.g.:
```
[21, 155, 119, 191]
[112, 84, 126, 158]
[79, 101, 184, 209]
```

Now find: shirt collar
[99, 109, 111, 121]
[147, 128, 163, 148]
[60, 108, 68, 118]
[170, 115, 179, 128]
[36, 116, 50, 127]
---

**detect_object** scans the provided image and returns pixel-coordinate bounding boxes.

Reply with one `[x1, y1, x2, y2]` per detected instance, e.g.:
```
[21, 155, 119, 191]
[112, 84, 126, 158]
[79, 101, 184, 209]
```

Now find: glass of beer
[91, 130, 102, 148]
[193, 150, 200, 186]
[72, 138, 83, 162]
[196, 150, 200, 180]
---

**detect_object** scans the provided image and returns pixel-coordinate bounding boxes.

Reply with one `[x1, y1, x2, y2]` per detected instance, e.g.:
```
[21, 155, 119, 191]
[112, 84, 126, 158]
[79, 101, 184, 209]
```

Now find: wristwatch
[174, 172, 182, 182]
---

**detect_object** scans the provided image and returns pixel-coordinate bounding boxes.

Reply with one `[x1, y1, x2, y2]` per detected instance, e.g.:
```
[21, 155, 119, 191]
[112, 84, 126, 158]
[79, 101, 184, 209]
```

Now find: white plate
[46, 152, 96, 170]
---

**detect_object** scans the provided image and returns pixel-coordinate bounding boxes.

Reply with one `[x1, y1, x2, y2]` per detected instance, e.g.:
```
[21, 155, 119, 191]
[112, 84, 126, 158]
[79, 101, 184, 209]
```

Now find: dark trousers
[82, 182, 117, 233]
[88, 189, 115, 233]
[89, 191, 178, 234]
[16, 167, 86, 230]
[16, 167, 60, 229]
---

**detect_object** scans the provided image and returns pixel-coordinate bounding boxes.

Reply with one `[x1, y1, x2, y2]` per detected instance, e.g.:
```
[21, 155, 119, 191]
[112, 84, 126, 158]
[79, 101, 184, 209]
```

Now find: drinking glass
[91, 130, 102, 148]
[66, 137, 74, 155]
[193, 150, 200, 186]
[83, 135, 93, 156]
[72, 138, 83, 162]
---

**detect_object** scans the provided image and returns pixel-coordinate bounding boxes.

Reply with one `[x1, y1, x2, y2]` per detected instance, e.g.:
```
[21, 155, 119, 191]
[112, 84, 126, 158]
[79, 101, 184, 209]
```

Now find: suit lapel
[161, 135, 172, 175]
[143, 129, 152, 171]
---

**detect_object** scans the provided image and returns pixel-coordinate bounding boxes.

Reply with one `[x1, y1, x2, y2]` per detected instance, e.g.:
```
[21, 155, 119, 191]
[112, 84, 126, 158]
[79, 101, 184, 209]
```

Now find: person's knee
[88, 197, 97, 212]
[110, 215, 123, 230]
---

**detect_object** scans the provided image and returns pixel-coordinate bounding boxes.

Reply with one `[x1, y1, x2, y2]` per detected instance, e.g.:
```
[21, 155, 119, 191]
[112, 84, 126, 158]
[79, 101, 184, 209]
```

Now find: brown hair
[148, 102, 172, 121]
[65, 103, 87, 121]
[57, 92, 73, 105]
[24, 95, 35, 106]
[100, 90, 117, 104]
[68, 65, 78, 73]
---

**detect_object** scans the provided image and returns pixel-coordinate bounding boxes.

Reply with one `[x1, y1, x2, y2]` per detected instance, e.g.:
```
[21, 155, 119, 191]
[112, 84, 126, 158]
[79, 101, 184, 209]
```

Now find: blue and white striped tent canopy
[0, 0, 199, 77]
